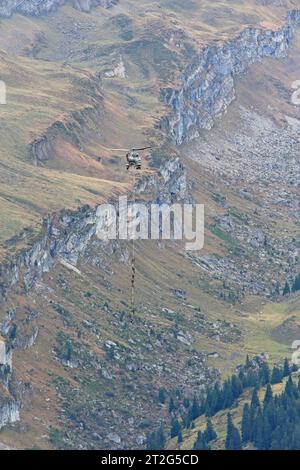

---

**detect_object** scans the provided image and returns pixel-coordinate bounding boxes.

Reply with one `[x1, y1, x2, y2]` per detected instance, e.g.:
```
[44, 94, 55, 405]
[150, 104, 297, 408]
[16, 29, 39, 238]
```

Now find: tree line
[146, 356, 298, 450]
[236, 373, 300, 449]
[283, 273, 300, 296]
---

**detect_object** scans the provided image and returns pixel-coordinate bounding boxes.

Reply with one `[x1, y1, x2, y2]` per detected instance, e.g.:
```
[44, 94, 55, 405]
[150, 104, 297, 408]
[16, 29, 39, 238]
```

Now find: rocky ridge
[162, 10, 300, 144]
[0, 157, 187, 299]
[0, 335, 19, 430]
[0, 0, 117, 18]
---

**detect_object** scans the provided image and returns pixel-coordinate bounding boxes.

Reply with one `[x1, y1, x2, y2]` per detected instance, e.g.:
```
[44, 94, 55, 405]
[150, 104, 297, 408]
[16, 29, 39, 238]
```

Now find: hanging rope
[131, 237, 136, 316]
[125, 149, 154, 317]
[130, 173, 137, 316]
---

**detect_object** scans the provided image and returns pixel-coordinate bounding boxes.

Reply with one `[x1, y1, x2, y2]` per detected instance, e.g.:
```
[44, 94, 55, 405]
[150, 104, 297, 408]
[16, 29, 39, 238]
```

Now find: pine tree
[238, 369, 248, 388]
[183, 398, 190, 409]
[170, 418, 181, 438]
[204, 401, 212, 418]
[282, 281, 291, 296]
[147, 428, 165, 450]
[247, 370, 259, 387]
[231, 375, 243, 399]
[157, 423, 165, 449]
[169, 397, 175, 414]
[241, 403, 251, 443]
[190, 395, 201, 420]
[271, 366, 282, 384]
[223, 380, 234, 408]
[177, 429, 183, 445]
[292, 273, 300, 292]
[260, 362, 270, 386]
[225, 413, 234, 450]
[285, 375, 295, 397]
[158, 388, 167, 404]
[262, 412, 272, 450]
[246, 355, 251, 368]
[273, 281, 281, 297]
[203, 418, 217, 443]
[183, 413, 192, 429]
[253, 408, 264, 449]
[193, 431, 210, 450]
[249, 405, 257, 442]
[251, 387, 260, 409]
[215, 386, 225, 412]
[264, 384, 273, 405]
[146, 432, 155, 450]
[225, 413, 242, 450]
[271, 427, 282, 450]
[231, 426, 242, 450]
[264, 400, 276, 429]
[225, 413, 231, 449]
[283, 358, 290, 377]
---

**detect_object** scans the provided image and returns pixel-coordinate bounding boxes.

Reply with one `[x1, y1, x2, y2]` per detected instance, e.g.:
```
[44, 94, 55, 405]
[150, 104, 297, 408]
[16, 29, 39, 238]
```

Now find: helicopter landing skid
[126, 164, 141, 170]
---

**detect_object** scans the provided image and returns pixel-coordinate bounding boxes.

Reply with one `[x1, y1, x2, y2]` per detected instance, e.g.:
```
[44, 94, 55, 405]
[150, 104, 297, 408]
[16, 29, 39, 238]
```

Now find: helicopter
[125, 147, 151, 170]
[106, 146, 151, 170]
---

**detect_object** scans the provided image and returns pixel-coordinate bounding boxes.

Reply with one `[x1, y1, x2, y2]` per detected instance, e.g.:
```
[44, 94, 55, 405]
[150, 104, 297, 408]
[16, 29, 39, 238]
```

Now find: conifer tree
[260, 362, 270, 386]
[157, 423, 166, 449]
[231, 375, 243, 399]
[292, 273, 300, 292]
[283, 358, 290, 377]
[251, 387, 260, 409]
[282, 281, 290, 296]
[262, 412, 272, 449]
[285, 375, 295, 397]
[170, 418, 181, 438]
[231, 426, 242, 450]
[158, 388, 167, 404]
[183, 398, 190, 409]
[169, 397, 175, 414]
[264, 383, 273, 406]
[223, 380, 234, 408]
[190, 395, 201, 420]
[245, 355, 251, 368]
[193, 431, 210, 450]
[225, 413, 234, 449]
[203, 418, 217, 443]
[241, 403, 251, 443]
[225, 413, 242, 450]
[270, 427, 282, 450]
[271, 366, 282, 384]
[253, 408, 264, 449]
[147, 426, 165, 450]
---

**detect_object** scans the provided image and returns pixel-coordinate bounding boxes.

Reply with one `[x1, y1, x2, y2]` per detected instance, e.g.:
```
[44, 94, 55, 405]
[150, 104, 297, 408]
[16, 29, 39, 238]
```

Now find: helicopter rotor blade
[100, 145, 151, 151]
[131, 146, 152, 151]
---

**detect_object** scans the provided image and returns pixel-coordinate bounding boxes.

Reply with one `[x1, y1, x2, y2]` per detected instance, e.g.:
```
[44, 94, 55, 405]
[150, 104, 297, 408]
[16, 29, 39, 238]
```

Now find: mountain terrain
[0, 0, 299, 449]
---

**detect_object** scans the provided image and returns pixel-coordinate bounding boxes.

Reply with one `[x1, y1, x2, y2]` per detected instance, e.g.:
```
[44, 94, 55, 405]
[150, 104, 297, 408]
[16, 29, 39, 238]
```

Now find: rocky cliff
[0, 395, 19, 430]
[0, 337, 19, 430]
[162, 10, 300, 144]
[0, 156, 187, 296]
[0, 0, 117, 18]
